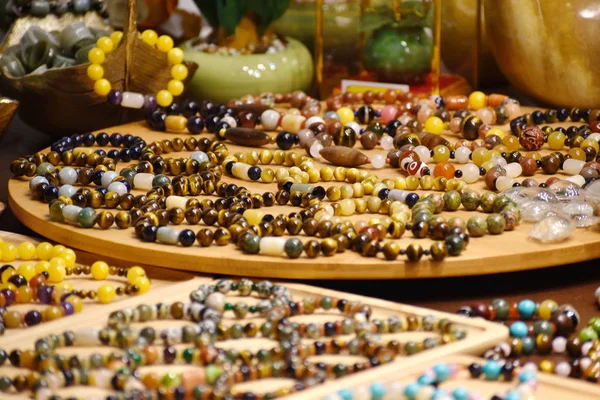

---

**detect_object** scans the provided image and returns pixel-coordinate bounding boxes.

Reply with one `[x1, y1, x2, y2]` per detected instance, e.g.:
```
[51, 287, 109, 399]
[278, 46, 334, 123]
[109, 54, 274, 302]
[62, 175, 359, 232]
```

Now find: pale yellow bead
[367, 196, 382, 213]
[259, 150, 273, 164]
[390, 202, 409, 215]
[320, 167, 333, 181]
[308, 169, 320, 183]
[334, 167, 346, 181]
[314, 210, 331, 221]
[362, 181, 374, 195]
[358, 170, 369, 182]
[339, 199, 356, 216]
[354, 199, 367, 213]
[275, 168, 289, 182]
[446, 179, 461, 191]
[346, 168, 359, 183]
[373, 183, 386, 196]
[289, 166, 301, 175]
[273, 150, 285, 164]
[420, 175, 434, 190]
[299, 172, 309, 184]
[383, 178, 395, 189]
[340, 184, 353, 199]
[381, 217, 392, 228]
[352, 183, 364, 198]
[406, 176, 420, 190]
[369, 218, 381, 226]
[243, 209, 264, 225]
[392, 213, 409, 223]
[394, 177, 407, 189]
[260, 169, 274, 183]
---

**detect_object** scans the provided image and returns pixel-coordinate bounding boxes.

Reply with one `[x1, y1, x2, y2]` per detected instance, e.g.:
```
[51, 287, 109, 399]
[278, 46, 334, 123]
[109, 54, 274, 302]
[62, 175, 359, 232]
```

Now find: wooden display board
[0, 233, 508, 399]
[8, 108, 600, 279]
[288, 354, 600, 400]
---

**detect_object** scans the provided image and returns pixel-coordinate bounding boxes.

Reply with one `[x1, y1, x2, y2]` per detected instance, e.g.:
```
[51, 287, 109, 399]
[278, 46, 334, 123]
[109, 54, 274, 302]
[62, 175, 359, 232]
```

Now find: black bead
[405, 193, 419, 208]
[479, 167, 486, 176]
[276, 131, 295, 150]
[283, 182, 293, 192]
[187, 116, 204, 134]
[225, 162, 235, 174]
[312, 186, 326, 200]
[378, 188, 390, 200]
[141, 225, 158, 242]
[179, 229, 196, 247]
[9, 349, 20, 367]
[146, 109, 167, 131]
[109, 133, 123, 146]
[82, 132, 95, 146]
[214, 121, 231, 135]
[501, 361, 515, 380]
[107, 149, 120, 160]
[248, 166, 261, 181]
[205, 115, 221, 133]
[455, 170, 463, 178]
[42, 185, 59, 202]
[531, 110, 545, 124]
[557, 108, 569, 121]
[324, 321, 336, 336]
[182, 100, 199, 117]
[468, 362, 483, 378]
[386, 119, 401, 134]
[582, 108, 591, 121]
[314, 341, 325, 355]
[337, 299, 348, 312]
[8, 274, 27, 287]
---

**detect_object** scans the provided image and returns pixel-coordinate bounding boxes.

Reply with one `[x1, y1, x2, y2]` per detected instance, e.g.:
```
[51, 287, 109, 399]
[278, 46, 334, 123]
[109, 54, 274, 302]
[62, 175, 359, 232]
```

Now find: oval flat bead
[319, 146, 369, 167]
[224, 128, 271, 147]
[259, 237, 286, 256]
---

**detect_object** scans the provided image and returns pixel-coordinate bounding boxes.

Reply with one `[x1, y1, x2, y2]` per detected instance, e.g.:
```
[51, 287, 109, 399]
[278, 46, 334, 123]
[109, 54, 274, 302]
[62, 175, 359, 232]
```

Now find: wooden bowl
[484, 0, 600, 108]
[0, 11, 197, 136]
[0, 97, 18, 139]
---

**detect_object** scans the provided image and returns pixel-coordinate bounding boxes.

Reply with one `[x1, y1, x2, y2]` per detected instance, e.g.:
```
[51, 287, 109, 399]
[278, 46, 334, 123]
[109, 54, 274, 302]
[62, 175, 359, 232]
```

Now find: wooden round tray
[8, 115, 600, 279]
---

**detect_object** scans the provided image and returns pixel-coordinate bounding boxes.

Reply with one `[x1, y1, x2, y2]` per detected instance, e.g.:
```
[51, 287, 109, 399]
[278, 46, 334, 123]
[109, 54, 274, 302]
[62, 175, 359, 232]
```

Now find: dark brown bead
[518, 157, 538, 176]
[96, 211, 114, 229]
[287, 218, 303, 235]
[472, 303, 491, 319]
[382, 242, 400, 260]
[170, 302, 185, 319]
[430, 222, 449, 240]
[320, 238, 338, 256]
[184, 208, 201, 225]
[304, 240, 320, 258]
[361, 239, 379, 257]
[405, 244, 423, 261]
[430, 242, 447, 261]
[360, 131, 379, 150]
[317, 220, 333, 238]
[541, 154, 561, 174]
[485, 166, 506, 190]
[302, 219, 318, 236]
[411, 221, 429, 239]
[196, 228, 214, 247]
[213, 228, 231, 246]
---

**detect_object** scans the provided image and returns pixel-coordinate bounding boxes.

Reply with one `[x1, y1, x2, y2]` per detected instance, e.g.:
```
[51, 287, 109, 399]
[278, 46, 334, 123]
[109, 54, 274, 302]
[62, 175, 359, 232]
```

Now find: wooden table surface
[1, 107, 599, 336]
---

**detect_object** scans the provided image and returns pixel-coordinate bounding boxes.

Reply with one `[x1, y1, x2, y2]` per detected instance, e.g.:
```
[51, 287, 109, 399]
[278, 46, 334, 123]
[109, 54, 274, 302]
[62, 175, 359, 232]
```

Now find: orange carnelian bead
[433, 162, 456, 179]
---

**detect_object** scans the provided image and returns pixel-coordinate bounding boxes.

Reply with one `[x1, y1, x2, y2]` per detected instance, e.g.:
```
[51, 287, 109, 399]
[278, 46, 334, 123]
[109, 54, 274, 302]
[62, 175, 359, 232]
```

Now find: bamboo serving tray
[0, 231, 507, 399]
[8, 107, 600, 279]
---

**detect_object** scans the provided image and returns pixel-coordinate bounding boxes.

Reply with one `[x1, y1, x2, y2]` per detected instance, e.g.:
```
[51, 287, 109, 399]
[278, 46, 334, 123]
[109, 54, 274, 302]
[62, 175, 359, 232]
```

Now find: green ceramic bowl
[180, 37, 314, 104]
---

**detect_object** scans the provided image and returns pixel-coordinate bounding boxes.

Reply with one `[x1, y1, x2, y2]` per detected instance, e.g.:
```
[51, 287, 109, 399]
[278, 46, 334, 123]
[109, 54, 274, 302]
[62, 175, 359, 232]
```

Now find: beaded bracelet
[323, 360, 537, 400]
[88, 29, 186, 109]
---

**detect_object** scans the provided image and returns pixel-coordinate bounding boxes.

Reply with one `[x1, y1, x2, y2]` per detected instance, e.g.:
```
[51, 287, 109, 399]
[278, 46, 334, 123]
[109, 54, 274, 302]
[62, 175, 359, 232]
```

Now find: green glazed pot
[180, 37, 314, 104]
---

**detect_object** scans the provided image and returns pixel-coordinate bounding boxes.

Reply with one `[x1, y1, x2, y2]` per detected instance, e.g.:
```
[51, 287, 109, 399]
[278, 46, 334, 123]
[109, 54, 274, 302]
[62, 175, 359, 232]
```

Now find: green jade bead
[491, 298, 510, 320]
[479, 192, 497, 213]
[36, 162, 55, 175]
[492, 195, 514, 213]
[161, 371, 181, 388]
[461, 190, 481, 211]
[51, 54, 77, 68]
[486, 214, 506, 235]
[284, 238, 303, 259]
[49, 201, 66, 222]
[467, 216, 487, 237]
[579, 327, 598, 342]
[152, 174, 170, 187]
[290, 183, 314, 194]
[443, 191, 461, 211]
[240, 234, 260, 254]
[77, 207, 97, 228]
